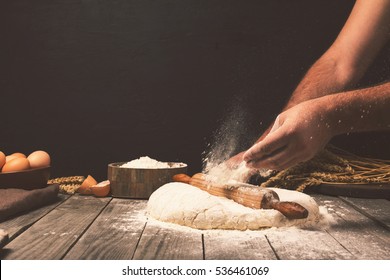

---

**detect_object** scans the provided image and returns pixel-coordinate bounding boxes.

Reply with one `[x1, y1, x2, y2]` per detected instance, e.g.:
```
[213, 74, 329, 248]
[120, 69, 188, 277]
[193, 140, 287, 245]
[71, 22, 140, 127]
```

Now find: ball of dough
[147, 182, 321, 230]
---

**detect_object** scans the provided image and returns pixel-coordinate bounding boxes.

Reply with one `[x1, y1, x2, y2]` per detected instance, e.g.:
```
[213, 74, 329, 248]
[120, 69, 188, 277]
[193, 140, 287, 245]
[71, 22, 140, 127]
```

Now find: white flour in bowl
[120, 156, 185, 169]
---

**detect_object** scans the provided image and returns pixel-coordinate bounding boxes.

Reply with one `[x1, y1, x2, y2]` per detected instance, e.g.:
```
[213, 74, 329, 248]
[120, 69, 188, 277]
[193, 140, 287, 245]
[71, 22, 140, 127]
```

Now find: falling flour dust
[202, 101, 271, 184]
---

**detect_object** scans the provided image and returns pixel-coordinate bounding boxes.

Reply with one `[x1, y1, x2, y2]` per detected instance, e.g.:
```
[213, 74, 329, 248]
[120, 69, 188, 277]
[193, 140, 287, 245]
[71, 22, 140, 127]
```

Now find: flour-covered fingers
[246, 145, 297, 170]
[243, 130, 289, 164]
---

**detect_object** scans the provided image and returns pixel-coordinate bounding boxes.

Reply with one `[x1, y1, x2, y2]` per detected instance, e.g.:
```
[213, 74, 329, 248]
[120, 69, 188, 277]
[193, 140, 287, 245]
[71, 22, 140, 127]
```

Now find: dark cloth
[0, 184, 59, 223]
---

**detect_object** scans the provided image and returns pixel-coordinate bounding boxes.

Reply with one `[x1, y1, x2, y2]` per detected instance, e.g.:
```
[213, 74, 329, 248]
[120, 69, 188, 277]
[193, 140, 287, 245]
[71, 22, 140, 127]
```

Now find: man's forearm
[285, 0, 390, 110]
[317, 81, 390, 135]
[254, 52, 359, 143]
[284, 52, 359, 110]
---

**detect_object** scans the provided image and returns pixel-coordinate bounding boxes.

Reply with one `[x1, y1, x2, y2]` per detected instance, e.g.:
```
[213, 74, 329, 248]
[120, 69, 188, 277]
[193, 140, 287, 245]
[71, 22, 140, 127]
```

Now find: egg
[0, 151, 5, 169]
[91, 180, 111, 197]
[6, 152, 26, 163]
[27, 150, 51, 169]
[77, 175, 97, 195]
[2, 157, 30, 173]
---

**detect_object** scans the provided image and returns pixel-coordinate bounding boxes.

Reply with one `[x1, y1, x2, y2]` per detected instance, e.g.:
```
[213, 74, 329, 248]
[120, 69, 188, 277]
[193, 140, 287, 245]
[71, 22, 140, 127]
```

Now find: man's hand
[243, 100, 333, 170]
[225, 151, 245, 169]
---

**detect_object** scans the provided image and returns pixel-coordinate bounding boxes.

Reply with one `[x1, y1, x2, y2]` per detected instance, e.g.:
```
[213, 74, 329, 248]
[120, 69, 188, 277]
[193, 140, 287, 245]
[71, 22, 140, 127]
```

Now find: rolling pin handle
[271, 201, 309, 219]
[172, 173, 191, 184]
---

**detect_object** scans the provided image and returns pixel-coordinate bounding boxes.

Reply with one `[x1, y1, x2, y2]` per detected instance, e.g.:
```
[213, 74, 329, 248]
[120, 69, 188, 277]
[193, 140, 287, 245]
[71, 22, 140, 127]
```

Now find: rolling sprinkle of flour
[202, 101, 271, 184]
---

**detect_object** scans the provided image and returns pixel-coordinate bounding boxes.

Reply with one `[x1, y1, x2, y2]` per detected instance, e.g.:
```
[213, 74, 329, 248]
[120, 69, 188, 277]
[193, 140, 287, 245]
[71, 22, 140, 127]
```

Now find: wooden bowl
[0, 166, 51, 190]
[108, 162, 187, 198]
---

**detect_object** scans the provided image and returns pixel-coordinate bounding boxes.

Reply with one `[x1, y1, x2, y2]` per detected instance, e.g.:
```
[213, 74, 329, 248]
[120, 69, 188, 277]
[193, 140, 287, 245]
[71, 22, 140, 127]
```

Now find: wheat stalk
[262, 145, 390, 192]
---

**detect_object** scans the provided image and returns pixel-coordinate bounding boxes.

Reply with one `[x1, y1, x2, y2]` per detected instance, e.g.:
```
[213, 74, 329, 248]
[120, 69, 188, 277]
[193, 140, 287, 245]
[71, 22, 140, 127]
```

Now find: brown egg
[91, 180, 111, 197]
[2, 157, 30, 173]
[27, 150, 51, 169]
[0, 151, 5, 170]
[77, 175, 98, 195]
[6, 152, 26, 163]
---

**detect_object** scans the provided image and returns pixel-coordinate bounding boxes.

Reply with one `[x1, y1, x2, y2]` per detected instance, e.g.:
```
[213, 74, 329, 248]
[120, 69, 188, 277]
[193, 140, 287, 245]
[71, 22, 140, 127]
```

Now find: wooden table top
[0, 193, 389, 260]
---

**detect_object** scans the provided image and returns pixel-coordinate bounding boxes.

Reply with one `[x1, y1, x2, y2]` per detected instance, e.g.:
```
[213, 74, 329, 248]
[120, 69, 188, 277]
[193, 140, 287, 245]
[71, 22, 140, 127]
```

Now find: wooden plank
[0, 229, 8, 249]
[313, 183, 390, 199]
[264, 227, 353, 260]
[203, 230, 276, 260]
[64, 199, 147, 260]
[0, 195, 111, 260]
[0, 194, 69, 241]
[132, 221, 203, 260]
[339, 197, 390, 229]
[315, 195, 390, 259]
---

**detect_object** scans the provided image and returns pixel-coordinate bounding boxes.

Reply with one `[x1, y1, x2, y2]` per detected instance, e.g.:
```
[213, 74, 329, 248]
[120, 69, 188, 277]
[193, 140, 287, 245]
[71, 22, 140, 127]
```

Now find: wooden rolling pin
[173, 173, 309, 220]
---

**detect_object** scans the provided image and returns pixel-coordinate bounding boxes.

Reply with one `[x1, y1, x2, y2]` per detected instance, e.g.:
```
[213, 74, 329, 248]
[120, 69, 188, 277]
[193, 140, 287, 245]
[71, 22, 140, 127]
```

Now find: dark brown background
[1, 0, 389, 180]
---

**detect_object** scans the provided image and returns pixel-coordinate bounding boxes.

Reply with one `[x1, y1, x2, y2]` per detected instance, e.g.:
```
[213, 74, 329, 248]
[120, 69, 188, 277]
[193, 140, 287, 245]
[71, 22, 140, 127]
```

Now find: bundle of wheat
[260, 145, 390, 192]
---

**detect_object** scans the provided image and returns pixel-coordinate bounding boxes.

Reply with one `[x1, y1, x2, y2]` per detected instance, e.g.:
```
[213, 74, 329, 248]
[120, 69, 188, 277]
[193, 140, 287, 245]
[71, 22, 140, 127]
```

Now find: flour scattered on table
[147, 182, 333, 230]
[120, 156, 185, 169]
